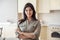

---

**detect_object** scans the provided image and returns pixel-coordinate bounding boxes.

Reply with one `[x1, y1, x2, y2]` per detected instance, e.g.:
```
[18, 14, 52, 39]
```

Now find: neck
[27, 17, 32, 22]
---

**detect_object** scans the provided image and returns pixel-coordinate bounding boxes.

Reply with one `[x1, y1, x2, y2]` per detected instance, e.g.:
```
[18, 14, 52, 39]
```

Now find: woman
[16, 3, 41, 40]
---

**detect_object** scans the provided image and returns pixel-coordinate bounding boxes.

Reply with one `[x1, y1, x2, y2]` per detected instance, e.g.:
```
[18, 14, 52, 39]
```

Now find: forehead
[25, 7, 32, 10]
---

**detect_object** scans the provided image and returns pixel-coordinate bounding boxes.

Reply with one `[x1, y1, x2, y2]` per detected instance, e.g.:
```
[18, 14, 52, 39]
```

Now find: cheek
[25, 12, 28, 16]
[28, 12, 33, 17]
[30, 11, 33, 16]
[30, 13, 33, 16]
[25, 12, 33, 16]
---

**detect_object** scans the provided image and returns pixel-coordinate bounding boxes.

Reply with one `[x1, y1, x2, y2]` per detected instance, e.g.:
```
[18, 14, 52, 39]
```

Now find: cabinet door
[50, 0, 60, 10]
[18, 0, 36, 13]
[38, 0, 50, 13]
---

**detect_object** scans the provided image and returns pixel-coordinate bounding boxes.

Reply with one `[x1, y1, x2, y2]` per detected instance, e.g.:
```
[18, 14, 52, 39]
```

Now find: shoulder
[35, 20, 41, 27]
[33, 19, 40, 25]
[18, 19, 25, 24]
[18, 19, 26, 27]
[34, 19, 40, 23]
[35, 19, 41, 25]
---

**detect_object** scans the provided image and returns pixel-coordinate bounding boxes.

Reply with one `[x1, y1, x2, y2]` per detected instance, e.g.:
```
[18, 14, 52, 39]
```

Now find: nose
[28, 11, 30, 13]
[27, 11, 30, 14]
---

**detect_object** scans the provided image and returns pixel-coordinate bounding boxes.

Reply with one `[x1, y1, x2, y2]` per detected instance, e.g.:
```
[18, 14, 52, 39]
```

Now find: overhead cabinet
[50, 0, 60, 10]
[38, 0, 50, 13]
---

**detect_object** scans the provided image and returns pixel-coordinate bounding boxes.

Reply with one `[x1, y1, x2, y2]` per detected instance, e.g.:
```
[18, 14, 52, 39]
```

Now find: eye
[29, 9, 32, 11]
[25, 10, 28, 12]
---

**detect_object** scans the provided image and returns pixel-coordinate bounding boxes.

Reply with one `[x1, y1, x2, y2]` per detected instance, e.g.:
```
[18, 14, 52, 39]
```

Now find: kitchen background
[0, 0, 60, 40]
[0, 0, 18, 39]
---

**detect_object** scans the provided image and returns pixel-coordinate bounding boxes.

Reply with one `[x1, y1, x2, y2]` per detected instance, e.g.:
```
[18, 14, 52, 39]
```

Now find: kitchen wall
[39, 10, 60, 25]
[0, 0, 17, 23]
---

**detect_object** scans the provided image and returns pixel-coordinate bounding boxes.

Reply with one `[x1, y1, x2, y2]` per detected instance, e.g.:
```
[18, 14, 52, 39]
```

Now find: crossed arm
[16, 22, 41, 39]
[16, 28, 35, 39]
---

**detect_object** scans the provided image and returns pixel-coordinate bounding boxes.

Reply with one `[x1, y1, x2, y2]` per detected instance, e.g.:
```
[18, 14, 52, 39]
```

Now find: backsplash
[39, 10, 60, 25]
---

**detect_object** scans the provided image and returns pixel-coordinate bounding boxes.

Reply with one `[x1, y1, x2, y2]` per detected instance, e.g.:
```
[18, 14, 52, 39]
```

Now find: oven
[47, 25, 60, 40]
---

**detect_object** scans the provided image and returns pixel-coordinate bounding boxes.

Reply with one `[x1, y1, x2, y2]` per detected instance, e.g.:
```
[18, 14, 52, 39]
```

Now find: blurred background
[0, 0, 18, 39]
[0, 0, 60, 40]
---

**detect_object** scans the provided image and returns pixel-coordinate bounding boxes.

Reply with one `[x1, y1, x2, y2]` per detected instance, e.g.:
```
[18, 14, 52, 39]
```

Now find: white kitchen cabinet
[18, 0, 36, 13]
[38, 0, 50, 13]
[50, 0, 60, 10]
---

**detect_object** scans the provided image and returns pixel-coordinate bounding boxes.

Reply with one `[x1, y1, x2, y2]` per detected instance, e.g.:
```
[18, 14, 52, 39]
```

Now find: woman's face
[25, 7, 33, 18]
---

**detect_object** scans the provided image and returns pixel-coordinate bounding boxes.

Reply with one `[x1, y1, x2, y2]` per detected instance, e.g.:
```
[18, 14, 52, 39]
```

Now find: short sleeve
[33, 21, 41, 38]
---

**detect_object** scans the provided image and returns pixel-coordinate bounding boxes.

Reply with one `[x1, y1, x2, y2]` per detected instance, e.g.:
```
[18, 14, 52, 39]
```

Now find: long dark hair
[19, 3, 37, 24]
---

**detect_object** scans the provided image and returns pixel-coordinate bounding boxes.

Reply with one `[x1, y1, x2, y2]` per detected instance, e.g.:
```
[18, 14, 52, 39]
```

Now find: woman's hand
[16, 28, 20, 33]
[18, 34, 27, 39]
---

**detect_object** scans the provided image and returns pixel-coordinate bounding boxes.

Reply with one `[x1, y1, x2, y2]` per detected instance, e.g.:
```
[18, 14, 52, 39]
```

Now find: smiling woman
[16, 3, 41, 40]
